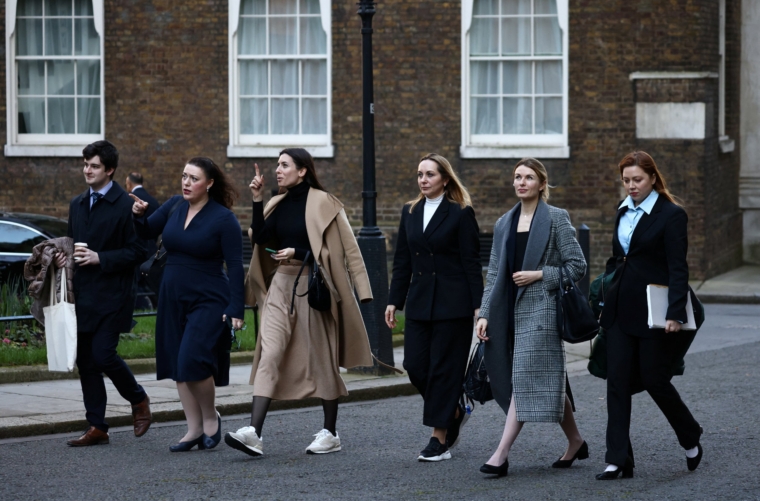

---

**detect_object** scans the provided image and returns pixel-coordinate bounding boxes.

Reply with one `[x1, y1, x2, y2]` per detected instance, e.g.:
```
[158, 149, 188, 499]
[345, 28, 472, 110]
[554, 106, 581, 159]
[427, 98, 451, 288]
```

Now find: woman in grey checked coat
[475, 158, 588, 477]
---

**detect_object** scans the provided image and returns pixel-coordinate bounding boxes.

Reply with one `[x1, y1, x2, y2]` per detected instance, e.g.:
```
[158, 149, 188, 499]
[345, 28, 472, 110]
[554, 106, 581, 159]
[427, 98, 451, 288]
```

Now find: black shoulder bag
[556, 266, 600, 344]
[140, 198, 183, 294]
[290, 251, 331, 313]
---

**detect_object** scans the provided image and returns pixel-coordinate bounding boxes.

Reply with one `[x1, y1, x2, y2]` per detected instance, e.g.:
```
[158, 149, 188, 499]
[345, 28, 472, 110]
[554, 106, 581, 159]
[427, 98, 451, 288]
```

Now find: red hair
[618, 151, 683, 207]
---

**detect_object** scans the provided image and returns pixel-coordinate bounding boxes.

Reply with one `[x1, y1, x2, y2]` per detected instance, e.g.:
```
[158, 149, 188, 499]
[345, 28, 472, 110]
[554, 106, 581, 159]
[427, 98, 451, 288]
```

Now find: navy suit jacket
[388, 197, 484, 321]
[132, 186, 160, 255]
[67, 182, 147, 333]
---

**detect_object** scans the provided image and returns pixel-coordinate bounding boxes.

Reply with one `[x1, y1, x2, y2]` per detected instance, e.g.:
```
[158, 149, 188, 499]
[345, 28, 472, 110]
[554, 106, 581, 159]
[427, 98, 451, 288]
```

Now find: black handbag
[290, 251, 331, 313]
[556, 266, 600, 344]
[462, 340, 493, 405]
[139, 198, 183, 295]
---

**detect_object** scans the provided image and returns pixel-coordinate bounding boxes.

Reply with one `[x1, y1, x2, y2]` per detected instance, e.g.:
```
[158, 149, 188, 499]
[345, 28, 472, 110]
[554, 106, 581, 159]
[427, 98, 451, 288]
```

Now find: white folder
[646, 284, 696, 331]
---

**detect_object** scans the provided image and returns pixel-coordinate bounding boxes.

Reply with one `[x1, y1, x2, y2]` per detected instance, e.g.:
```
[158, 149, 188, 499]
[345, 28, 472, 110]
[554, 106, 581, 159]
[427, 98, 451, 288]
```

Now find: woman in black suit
[386, 153, 483, 462]
[598, 151, 703, 479]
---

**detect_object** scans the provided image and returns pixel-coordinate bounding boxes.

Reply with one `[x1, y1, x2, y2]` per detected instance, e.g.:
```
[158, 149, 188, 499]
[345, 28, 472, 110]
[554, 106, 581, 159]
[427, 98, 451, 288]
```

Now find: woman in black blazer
[386, 153, 483, 462]
[598, 151, 703, 479]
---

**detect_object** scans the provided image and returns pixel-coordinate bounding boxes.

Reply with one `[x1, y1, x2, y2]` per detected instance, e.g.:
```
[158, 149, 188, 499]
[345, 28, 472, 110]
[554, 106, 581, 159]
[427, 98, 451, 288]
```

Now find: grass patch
[392, 313, 405, 335]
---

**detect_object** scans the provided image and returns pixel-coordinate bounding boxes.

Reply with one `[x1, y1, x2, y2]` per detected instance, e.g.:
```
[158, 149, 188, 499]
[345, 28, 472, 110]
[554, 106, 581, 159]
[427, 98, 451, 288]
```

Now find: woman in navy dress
[131, 157, 244, 451]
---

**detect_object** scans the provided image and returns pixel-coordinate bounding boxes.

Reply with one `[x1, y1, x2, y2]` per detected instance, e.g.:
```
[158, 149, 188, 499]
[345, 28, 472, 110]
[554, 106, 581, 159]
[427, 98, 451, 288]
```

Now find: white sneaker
[305, 429, 341, 454]
[224, 426, 263, 457]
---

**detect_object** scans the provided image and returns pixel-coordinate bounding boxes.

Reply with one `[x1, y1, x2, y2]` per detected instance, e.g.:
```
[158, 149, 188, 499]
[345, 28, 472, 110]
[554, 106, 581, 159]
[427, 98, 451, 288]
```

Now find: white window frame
[460, 0, 569, 159]
[227, 0, 333, 158]
[4, 0, 105, 157]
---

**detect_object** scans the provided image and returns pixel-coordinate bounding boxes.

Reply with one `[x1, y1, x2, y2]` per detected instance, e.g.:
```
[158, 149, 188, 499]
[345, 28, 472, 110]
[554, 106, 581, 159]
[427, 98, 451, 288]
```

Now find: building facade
[0, 0, 748, 280]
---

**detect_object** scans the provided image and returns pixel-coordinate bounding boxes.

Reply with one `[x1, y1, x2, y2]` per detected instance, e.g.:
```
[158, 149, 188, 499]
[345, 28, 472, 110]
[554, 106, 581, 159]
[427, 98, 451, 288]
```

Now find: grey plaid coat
[479, 201, 586, 422]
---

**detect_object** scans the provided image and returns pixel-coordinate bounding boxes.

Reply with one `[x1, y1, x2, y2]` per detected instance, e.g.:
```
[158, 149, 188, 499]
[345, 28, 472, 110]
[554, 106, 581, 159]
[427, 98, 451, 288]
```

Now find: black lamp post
[355, 0, 394, 374]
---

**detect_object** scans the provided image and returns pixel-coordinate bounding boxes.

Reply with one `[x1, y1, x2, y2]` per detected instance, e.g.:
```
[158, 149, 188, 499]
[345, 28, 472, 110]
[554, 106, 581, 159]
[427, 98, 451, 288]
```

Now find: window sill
[227, 145, 334, 159]
[460, 145, 570, 159]
[4, 144, 88, 157]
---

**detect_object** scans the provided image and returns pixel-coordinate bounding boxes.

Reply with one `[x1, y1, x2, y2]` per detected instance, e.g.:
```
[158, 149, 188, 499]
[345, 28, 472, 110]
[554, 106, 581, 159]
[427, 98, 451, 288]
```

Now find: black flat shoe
[480, 458, 509, 477]
[596, 458, 634, 480]
[169, 435, 205, 452]
[202, 412, 222, 450]
[552, 441, 589, 468]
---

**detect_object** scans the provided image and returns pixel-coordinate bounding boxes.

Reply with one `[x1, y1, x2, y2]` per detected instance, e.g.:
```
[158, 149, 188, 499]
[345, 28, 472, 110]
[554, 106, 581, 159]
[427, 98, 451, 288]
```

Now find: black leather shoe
[480, 458, 509, 477]
[687, 443, 703, 471]
[169, 435, 205, 452]
[596, 458, 633, 480]
[552, 441, 589, 468]
[202, 412, 222, 450]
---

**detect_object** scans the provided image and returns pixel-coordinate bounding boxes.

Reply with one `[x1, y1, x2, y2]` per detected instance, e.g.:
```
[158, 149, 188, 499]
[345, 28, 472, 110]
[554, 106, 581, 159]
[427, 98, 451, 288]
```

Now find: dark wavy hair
[279, 148, 326, 192]
[186, 157, 238, 209]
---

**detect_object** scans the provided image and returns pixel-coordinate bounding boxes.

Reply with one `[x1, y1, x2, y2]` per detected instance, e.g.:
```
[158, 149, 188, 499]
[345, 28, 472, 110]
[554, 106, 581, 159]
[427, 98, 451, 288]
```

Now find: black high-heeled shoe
[169, 435, 206, 452]
[687, 426, 704, 471]
[552, 441, 589, 468]
[596, 457, 634, 480]
[480, 458, 509, 477]
[202, 412, 222, 450]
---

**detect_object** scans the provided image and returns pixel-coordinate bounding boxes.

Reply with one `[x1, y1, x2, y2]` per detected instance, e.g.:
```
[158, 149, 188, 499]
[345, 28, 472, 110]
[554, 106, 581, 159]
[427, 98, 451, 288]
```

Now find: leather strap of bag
[290, 251, 312, 314]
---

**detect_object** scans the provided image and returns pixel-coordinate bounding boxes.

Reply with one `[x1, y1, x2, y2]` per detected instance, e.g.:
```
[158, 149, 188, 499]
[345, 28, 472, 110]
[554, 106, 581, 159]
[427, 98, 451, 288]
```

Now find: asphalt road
[1, 304, 759, 500]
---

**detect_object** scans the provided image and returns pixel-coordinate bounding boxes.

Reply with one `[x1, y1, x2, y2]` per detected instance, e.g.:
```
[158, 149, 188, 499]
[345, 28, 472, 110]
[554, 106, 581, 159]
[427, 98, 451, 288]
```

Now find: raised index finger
[129, 193, 144, 204]
[254, 163, 260, 178]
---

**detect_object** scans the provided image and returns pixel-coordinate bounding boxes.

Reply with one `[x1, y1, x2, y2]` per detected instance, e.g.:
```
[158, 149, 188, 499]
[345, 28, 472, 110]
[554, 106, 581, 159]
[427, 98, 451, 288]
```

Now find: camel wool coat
[245, 188, 374, 379]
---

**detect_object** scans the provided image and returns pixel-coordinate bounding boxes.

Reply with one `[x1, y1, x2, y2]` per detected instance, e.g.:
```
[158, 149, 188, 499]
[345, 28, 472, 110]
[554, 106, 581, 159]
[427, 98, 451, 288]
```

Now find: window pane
[16, 19, 43, 56]
[271, 98, 298, 134]
[75, 18, 100, 56]
[299, 0, 321, 14]
[503, 97, 532, 134]
[241, 0, 266, 15]
[535, 17, 562, 55]
[240, 61, 268, 95]
[471, 61, 498, 95]
[18, 98, 45, 133]
[300, 17, 326, 54]
[48, 60, 75, 95]
[470, 18, 498, 55]
[501, 0, 530, 15]
[74, 0, 94, 16]
[302, 60, 327, 95]
[77, 97, 100, 133]
[535, 61, 561, 94]
[76, 60, 100, 95]
[471, 97, 499, 134]
[502, 61, 531, 94]
[270, 0, 297, 15]
[271, 60, 298, 95]
[0, 223, 46, 253]
[239, 18, 266, 55]
[302, 98, 327, 134]
[18, 60, 46, 95]
[45, 0, 72, 16]
[45, 19, 73, 56]
[241, 98, 268, 134]
[18, 0, 43, 16]
[270, 17, 297, 54]
[47, 97, 75, 133]
[473, 0, 498, 15]
[535, 0, 558, 15]
[535, 97, 562, 134]
[501, 17, 530, 55]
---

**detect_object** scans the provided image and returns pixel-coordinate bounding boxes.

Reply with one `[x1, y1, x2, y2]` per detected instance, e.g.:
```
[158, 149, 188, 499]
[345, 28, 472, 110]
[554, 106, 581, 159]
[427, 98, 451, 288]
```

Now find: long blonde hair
[407, 153, 472, 213]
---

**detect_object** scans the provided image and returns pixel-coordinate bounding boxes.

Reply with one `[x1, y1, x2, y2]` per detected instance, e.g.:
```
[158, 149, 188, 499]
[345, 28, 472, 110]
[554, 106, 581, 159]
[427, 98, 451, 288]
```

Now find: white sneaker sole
[418, 451, 452, 462]
[306, 445, 342, 454]
[224, 433, 263, 457]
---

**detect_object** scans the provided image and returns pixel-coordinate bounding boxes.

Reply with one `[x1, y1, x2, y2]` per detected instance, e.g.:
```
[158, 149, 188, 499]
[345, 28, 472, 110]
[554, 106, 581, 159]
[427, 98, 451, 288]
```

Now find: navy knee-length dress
[134, 196, 244, 386]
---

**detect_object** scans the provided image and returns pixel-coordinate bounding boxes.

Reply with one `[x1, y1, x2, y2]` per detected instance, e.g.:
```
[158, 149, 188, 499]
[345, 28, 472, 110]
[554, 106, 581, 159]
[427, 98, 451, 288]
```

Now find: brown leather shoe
[67, 426, 109, 447]
[132, 394, 152, 437]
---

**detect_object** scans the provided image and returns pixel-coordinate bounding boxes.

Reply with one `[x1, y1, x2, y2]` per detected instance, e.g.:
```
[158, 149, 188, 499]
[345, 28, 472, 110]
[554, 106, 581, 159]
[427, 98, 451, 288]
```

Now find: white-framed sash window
[461, 0, 569, 159]
[5, 0, 105, 157]
[228, 0, 333, 158]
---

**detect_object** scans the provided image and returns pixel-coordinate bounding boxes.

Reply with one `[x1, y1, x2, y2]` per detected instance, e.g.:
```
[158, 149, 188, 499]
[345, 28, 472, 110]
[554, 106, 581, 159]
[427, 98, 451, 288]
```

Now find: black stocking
[250, 396, 271, 435]
[322, 398, 339, 436]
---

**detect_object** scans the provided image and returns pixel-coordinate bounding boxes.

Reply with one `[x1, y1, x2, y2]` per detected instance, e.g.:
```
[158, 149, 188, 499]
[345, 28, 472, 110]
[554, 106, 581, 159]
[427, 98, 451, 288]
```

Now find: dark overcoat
[67, 182, 147, 333]
[479, 201, 586, 422]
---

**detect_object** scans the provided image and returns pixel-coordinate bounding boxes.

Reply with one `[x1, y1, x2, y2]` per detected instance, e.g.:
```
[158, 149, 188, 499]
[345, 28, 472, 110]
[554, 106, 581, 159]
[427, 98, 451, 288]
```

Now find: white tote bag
[43, 268, 78, 372]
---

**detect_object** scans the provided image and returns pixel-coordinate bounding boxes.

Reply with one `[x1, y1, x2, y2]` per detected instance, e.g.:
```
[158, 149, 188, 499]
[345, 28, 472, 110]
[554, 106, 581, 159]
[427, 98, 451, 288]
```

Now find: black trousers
[77, 330, 147, 432]
[404, 317, 472, 429]
[605, 323, 701, 466]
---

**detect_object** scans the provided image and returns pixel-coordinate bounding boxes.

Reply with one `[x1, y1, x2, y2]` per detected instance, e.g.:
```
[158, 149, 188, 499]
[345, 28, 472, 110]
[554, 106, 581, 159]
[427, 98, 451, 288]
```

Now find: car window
[29, 218, 68, 238]
[0, 222, 47, 253]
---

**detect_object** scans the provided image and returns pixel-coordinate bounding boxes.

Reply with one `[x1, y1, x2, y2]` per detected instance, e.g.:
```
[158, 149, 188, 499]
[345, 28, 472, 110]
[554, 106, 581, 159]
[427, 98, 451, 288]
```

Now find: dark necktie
[91, 192, 104, 208]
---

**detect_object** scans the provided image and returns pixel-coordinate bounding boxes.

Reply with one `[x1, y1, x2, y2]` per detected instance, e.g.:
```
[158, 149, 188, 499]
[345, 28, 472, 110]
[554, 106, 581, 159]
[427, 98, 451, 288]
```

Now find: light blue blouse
[617, 190, 659, 255]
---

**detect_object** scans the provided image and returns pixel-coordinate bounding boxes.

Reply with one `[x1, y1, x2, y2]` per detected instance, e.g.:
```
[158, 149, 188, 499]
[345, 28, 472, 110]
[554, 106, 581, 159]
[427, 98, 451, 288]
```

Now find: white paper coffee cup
[74, 242, 87, 261]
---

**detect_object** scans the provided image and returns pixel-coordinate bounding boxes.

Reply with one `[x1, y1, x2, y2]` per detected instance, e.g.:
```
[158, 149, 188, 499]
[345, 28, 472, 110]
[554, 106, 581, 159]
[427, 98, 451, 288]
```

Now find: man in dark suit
[54, 140, 152, 446]
[125, 172, 160, 310]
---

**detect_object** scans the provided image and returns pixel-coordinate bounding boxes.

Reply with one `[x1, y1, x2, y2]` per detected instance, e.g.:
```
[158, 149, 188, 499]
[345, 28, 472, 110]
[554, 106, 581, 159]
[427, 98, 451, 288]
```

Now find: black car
[0, 212, 68, 285]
